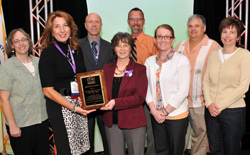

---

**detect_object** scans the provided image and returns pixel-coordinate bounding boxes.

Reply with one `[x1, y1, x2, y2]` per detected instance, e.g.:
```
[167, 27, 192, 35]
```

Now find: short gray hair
[187, 14, 206, 27]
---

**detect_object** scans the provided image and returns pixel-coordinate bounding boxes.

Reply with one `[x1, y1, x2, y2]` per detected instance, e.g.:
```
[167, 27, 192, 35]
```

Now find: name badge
[70, 81, 79, 97]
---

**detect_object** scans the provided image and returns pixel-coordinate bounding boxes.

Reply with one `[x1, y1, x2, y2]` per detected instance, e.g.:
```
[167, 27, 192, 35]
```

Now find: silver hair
[187, 14, 206, 27]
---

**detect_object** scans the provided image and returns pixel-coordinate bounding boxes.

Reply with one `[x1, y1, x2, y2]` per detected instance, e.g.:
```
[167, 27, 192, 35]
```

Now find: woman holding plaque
[39, 11, 95, 155]
[101, 32, 147, 155]
[203, 17, 250, 155]
[0, 28, 48, 155]
[145, 24, 190, 155]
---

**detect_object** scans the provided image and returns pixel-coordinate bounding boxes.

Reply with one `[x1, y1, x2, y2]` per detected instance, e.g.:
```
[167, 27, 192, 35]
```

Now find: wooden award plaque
[76, 70, 109, 110]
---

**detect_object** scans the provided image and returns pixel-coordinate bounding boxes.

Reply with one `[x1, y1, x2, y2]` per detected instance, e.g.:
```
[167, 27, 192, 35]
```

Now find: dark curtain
[194, 0, 226, 46]
[53, 0, 87, 38]
[3, 0, 30, 35]
[2, 0, 88, 38]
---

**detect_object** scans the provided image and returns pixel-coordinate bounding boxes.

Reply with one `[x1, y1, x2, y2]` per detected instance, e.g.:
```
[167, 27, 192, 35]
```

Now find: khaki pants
[187, 106, 207, 155]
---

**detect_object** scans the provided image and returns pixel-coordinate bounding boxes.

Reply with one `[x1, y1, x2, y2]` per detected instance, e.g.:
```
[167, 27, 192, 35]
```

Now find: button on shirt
[0, 56, 48, 127]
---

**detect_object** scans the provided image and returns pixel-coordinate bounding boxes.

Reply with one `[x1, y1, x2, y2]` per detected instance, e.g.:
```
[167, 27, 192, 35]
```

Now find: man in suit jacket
[79, 13, 114, 155]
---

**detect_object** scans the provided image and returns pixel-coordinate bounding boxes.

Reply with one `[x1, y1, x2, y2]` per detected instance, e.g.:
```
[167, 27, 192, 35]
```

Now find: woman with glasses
[145, 24, 190, 155]
[0, 28, 49, 155]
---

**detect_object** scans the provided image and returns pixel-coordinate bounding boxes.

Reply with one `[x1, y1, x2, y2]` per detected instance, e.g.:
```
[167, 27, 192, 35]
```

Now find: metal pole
[29, 0, 53, 56]
[226, 0, 229, 17]
[36, 0, 40, 48]
[245, 0, 248, 49]
[231, 0, 235, 16]
[29, 0, 34, 48]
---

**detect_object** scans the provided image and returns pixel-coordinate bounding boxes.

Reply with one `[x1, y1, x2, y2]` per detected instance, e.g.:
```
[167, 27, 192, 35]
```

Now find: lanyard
[55, 43, 76, 77]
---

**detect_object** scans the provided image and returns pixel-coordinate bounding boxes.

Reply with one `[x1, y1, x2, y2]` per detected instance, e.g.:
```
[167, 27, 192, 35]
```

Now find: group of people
[0, 6, 249, 155]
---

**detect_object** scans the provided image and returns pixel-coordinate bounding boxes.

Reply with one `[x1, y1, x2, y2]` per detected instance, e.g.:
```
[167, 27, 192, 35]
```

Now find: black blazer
[79, 36, 115, 72]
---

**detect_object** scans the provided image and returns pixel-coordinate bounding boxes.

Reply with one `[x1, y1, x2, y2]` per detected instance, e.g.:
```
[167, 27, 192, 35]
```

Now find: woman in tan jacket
[203, 17, 250, 155]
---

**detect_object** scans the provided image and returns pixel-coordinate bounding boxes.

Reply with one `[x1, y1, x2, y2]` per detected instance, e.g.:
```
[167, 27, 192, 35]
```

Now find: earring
[12, 49, 14, 53]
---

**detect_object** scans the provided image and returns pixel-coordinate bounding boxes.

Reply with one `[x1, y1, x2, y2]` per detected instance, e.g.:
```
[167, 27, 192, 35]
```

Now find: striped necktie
[131, 38, 137, 62]
[91, 41, 98, 64]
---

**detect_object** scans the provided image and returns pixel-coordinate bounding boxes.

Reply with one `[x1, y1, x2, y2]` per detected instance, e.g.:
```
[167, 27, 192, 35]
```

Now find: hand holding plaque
[100, 99, 115, 111]
[76, 70, 109, 110]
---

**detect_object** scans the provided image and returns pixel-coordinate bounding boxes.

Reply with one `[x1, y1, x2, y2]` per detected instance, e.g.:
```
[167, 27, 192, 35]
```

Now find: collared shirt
[175, 34, 221, 108]
[88, 36, 101, 51]
[134, 32, 158, 65]
[0, 56, 48, 127]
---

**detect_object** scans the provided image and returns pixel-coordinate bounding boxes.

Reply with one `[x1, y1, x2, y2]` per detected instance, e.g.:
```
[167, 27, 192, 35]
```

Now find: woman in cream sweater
[203, 17, 250, 155]
[145, 24, 190, 155]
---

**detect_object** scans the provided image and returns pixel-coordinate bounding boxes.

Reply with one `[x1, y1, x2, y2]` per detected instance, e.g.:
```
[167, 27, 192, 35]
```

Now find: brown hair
[40, 10, 79, 50]
[111, 32, 134, 50]
[128, 7, 144, 19]
[6, 28, 33, 57]
[154, 24, 175, 39]
[219, 17, 243, 38]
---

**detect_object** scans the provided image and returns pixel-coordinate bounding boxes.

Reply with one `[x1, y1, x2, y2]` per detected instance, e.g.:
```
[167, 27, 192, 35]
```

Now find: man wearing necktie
[79, 13, 115, 155]
[127, 7, 158, 155]
[91, 41, 98, 64]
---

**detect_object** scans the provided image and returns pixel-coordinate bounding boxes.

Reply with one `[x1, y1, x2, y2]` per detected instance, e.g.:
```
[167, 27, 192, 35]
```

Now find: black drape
[2, 0, 87, 38]
[53, 0, 87, 38]
[3, 0, 30, 35]
[194, 0, 226, 46]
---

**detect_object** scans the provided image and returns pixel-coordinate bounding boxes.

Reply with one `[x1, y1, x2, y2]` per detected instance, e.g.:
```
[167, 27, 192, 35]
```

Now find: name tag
[70, 81, 79, 97]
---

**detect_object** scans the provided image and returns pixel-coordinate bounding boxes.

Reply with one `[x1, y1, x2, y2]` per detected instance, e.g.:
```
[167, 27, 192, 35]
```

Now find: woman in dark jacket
[101, 32, 148, 155]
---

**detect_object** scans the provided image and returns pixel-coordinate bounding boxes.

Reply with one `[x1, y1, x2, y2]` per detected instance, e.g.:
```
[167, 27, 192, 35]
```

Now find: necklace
[114, 60, 129, 75]
[115, 66, 126, 75]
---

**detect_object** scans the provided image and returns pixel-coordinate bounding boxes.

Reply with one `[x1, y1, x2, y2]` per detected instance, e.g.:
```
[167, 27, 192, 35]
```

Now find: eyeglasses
[12, 38, 28, 45]
[128, 18, 144, 21]
[155, 35, 173, 40]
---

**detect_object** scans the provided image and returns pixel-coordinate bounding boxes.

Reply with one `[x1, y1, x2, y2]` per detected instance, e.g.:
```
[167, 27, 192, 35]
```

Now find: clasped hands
[208, 103, 221, 117]
[151, 109, 168, 124]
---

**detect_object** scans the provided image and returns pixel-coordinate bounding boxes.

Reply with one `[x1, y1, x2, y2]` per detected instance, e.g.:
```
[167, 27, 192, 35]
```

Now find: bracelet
[163, 108, 169, 116]
[71, 104, 76, 113]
